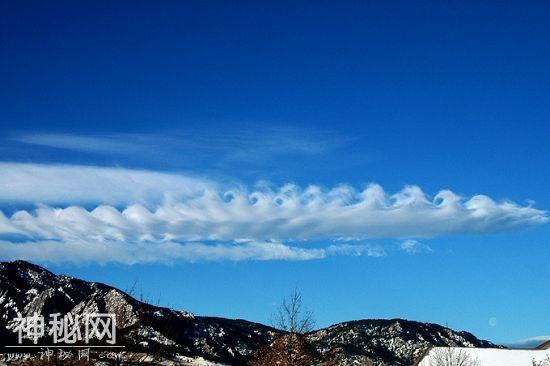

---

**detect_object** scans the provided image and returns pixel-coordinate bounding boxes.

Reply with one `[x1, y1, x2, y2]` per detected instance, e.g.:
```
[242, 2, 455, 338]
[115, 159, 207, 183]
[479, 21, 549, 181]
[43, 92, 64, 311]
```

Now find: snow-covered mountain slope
[0, 261, 499, 365]
[309, 319, 497, 365]
[0, 260, 277, 365]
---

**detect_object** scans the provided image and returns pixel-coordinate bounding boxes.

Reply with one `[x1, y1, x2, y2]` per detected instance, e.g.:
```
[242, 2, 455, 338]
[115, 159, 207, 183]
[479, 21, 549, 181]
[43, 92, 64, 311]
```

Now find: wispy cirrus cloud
[10, 133, 141, 155]
[0, 163, 547, 264]
[8, 128, 345, 165]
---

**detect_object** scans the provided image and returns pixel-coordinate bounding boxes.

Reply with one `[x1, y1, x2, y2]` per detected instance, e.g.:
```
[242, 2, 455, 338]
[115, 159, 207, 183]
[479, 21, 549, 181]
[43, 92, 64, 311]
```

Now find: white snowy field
[417, 347, 550, 366]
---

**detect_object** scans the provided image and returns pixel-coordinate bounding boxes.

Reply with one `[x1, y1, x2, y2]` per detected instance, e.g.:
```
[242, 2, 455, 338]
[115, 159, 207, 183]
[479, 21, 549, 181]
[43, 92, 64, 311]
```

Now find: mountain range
[0, 260, 499, 365]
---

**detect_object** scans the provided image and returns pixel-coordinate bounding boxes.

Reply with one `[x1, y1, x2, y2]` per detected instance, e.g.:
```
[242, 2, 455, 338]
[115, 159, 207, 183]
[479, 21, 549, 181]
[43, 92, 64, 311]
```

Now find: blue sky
[0, 1, 549, 345]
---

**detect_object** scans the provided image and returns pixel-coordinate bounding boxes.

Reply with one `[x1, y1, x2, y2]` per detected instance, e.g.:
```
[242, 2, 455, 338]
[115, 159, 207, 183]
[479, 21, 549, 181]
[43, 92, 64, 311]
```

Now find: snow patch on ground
[175, 355, 228, 365]
[418, 347, 550, 366]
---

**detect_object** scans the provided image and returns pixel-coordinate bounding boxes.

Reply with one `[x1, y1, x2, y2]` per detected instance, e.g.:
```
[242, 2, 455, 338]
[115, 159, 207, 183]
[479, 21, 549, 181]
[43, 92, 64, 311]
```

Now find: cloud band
[0, 163, 546, 263]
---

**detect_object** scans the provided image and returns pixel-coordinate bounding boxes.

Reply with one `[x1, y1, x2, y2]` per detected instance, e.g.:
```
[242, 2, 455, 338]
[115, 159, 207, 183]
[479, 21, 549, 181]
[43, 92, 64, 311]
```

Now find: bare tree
[428, 347, 480, 366]
[249, 289, 316, 366]
[533, 355, 550, 366]
[273, 289, 315, 334]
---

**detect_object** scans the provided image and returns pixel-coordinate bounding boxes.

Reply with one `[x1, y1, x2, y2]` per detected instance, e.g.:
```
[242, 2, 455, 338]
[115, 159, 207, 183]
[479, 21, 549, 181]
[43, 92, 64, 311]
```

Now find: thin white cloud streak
[11, 134, 141, 154]
[9, 130, 343, 163]
[0, 240, 382, 264]
[0, 162, 547, 263]
[400, 240, 433, 254]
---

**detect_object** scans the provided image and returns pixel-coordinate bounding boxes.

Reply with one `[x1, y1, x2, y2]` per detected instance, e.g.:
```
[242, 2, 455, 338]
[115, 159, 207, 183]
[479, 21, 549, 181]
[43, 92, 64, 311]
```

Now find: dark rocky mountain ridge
[0, 260, 498, 365]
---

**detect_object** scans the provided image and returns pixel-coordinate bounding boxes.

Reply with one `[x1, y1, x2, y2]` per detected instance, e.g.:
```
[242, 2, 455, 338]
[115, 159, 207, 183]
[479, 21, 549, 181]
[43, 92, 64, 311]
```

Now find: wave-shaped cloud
[0, 163, 547, 263]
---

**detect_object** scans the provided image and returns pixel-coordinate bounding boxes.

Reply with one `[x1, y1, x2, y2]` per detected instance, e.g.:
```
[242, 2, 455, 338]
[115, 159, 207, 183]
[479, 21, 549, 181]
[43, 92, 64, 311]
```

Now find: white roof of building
[417, 347, 550, 366]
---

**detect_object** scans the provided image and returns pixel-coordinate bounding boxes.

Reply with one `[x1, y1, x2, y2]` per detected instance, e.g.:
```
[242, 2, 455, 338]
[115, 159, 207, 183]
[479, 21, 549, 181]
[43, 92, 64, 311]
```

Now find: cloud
[0, 163, 546, 239]
[400, 240, 433, 254]
[8, 129, 344, 165]
[0, 240, 382, 264]
[0, 163, 547, 264]
[326, 243, 386, 257]
[10, 134, 141, 155]
[0, 162, 209, 206]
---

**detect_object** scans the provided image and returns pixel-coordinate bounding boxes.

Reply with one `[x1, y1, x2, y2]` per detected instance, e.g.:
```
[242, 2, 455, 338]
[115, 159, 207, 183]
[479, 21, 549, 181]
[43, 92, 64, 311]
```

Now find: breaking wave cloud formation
[0, 163, 547, 264]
